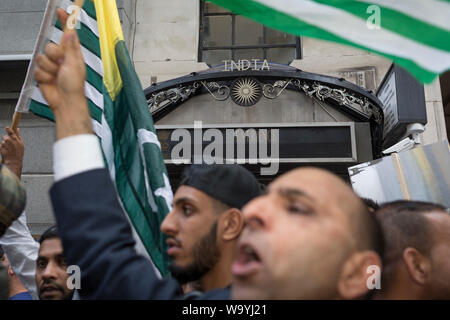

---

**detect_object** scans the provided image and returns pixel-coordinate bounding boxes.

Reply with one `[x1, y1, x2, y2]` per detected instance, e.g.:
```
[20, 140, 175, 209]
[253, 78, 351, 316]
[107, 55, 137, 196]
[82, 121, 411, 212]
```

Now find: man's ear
[337, 251, 382, 300]
[219, 208, 244, 242]
[8, 265, 15, 277]
[402, 247, 430, 285]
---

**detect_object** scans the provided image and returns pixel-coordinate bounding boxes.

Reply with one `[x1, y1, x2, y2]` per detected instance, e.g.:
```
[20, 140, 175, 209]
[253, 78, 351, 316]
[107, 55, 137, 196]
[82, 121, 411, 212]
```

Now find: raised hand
[34, 8, 92, 140]
[0, 127, 24, 179]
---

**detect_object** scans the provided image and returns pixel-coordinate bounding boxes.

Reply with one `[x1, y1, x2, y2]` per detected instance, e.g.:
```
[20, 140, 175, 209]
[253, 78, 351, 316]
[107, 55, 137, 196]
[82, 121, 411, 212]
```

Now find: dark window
[199, 1, 301, 66]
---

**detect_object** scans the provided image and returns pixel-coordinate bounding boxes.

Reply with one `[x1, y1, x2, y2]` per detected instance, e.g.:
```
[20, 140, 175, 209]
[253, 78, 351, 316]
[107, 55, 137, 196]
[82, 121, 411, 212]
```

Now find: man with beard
[36, 226, 74, 300]
[373, 201, 450, 300]
[161, 164, 261, 294]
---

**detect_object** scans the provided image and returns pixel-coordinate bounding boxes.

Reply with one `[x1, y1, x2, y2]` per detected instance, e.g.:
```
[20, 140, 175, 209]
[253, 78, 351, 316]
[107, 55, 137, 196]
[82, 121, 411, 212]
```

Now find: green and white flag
[16, 0, 172, 276]
[207, 0, 450, 84]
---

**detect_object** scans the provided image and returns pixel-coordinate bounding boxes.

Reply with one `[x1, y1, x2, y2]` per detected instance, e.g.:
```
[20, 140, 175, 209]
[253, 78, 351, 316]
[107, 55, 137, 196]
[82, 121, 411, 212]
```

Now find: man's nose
[42, 261, 58, 280]
[242, 195, 273, 231]
[160, 210, 178, 236]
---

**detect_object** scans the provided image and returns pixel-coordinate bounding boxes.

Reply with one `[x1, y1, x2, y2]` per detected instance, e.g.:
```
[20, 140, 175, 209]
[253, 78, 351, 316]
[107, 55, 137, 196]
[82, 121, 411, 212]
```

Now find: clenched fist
[34, 8, 92, 140]
[0, 127, 24, 179]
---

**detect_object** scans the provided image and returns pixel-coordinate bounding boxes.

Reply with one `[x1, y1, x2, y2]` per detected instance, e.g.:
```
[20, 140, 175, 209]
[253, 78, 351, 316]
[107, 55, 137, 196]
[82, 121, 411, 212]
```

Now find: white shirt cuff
[53, 134, 105, 182]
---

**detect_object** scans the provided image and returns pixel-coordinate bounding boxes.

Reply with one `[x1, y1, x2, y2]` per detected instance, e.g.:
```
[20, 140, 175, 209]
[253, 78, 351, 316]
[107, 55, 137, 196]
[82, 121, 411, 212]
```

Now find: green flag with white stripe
[16, 0, 172, 276]
[207, 0, 450, 84]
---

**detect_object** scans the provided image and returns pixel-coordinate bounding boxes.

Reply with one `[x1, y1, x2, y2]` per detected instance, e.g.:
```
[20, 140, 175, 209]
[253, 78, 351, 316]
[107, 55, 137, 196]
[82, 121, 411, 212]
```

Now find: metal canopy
[144, 63, 385, 157]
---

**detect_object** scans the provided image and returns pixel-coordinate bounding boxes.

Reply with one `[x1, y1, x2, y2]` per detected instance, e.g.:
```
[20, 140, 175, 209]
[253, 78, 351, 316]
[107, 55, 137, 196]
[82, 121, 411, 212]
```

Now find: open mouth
[232, 243, 262, 277]
[166, 238, 182, 256]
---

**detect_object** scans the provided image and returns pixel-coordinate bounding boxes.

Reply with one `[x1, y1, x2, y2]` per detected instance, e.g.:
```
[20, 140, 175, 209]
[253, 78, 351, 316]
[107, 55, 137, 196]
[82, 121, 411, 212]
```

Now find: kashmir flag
[15, 0, 173, 276]
[207, 0, 450, 84]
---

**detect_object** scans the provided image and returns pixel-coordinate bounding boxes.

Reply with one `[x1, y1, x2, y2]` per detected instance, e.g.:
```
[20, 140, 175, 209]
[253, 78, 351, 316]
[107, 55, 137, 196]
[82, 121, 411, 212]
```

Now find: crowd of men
[1, 9, 449, 300]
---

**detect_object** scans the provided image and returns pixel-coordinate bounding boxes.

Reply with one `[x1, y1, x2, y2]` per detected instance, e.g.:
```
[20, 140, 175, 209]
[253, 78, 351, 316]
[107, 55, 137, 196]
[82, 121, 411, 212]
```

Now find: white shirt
[53, 134, 105, 182]
[0, 212, 39, 299]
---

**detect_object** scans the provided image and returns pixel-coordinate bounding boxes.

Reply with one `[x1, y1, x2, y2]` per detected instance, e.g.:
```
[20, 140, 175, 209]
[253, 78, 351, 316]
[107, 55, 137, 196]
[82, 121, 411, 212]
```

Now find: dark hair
[211, 198, 231, 215]
[375, 200, 447, 284]
[0, 245, 4, 259]
[361, 197, 380, 212]
[39, 225, 60, 244]
[352, 199, 384, 256]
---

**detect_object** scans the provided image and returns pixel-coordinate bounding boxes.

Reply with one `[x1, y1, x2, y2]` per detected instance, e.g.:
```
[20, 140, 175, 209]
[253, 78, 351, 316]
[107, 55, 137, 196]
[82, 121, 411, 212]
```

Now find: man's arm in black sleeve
[50, 168, 182, 300]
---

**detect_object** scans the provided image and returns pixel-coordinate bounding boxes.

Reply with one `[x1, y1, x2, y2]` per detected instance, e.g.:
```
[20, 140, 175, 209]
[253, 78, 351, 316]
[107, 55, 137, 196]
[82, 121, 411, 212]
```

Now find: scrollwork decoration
[200, 81, 230, 101]
[148, 83, 200, 113]
[263, 79, 292, 99]
[147, 77, 382, 124]
[294, 81, 382, 124]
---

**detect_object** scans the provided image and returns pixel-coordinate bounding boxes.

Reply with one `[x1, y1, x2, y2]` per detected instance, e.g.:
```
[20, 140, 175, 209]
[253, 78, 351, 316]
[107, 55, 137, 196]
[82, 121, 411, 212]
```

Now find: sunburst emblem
[231, 78, 262, 107]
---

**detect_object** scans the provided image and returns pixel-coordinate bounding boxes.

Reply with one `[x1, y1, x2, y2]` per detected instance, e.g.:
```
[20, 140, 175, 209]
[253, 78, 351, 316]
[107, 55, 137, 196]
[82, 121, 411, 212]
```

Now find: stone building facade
[0, 0, 447, 235]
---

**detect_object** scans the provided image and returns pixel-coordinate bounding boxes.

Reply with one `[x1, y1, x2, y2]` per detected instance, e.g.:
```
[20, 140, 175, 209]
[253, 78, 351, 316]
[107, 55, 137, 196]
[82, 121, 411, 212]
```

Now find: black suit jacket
[50, 169, 229, 300]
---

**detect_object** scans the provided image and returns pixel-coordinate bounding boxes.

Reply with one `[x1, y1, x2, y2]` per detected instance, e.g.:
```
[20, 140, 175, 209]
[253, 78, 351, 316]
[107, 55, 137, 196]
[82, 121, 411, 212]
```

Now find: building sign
[155, 123, 357, 175]
[377, 71, 398, 137]
[222, 59, 270, 72]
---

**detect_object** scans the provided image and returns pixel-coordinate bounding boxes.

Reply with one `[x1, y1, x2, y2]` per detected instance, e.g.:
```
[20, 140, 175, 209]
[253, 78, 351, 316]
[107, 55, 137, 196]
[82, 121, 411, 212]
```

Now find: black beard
[38, 279, 74, 300]
[169, 221, 221, 288]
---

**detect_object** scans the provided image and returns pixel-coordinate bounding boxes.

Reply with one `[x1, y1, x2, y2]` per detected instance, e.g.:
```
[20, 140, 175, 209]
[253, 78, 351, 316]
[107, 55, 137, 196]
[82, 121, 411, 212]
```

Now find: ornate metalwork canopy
[144, 63, 385, 156]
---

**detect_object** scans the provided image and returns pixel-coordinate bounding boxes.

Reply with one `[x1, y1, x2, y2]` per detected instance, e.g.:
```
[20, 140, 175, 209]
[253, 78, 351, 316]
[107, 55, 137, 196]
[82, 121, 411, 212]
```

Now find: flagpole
[10, 0, 85, 132]
[64, 0, 85, 32]
[10, 113, 21, 132]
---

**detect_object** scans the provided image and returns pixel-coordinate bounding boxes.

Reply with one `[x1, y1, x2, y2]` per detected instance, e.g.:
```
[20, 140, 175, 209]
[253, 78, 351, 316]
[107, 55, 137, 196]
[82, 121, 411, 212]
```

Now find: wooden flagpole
[10, 0, 85, 132]
[10, 112, 21, 132]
